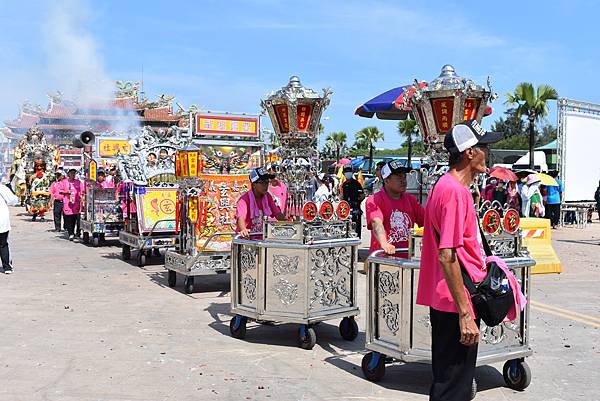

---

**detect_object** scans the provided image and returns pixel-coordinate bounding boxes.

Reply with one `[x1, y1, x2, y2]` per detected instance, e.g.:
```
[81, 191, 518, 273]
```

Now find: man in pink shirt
[366, 160, 424, 257]
[49, 170, 65, 232]
[236, 167, 286, 238]
[417, 120, 502, 400]
[58, 169, 83, 241]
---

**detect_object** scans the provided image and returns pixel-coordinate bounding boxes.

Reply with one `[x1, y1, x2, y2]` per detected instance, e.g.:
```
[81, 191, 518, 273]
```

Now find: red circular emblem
[482, 209, 502, 234]
[336, 201, 350, 220]
[502, 208, 520, 234]
[319, 201, 334, 220]
[303, 202, 318, 221]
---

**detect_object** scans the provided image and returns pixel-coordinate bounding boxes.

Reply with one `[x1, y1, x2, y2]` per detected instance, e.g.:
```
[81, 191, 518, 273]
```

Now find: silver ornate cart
[358, 65, 535, 397]
[117, 126, 182, 266]
[164, 111, 264, 293]
[229, 77, 362, 349]
[80, 135, 129, 247]
[362, 249, 534, 394]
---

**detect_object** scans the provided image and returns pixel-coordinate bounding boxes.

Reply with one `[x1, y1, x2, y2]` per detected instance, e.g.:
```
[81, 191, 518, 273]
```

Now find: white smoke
[42, 0, 114, 107]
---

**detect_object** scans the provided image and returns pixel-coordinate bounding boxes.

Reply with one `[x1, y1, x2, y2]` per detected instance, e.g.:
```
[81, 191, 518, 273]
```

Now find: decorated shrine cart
[357, 66, 536, 397]
[10, 126, 61, 216]
[80, 134, 129, 247]
[164, 111, 264, 293]
[117, 127, 182, 266]
[229, 77, 362, 350]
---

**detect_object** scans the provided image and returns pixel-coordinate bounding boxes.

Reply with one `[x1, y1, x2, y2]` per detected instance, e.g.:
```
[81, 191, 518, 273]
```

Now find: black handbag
[459, 226, 514, 327]
[430, 178, 515, 327]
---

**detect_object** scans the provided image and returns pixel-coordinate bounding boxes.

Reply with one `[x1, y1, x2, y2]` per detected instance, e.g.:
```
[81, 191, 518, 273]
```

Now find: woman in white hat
[520, 174, 544, 217]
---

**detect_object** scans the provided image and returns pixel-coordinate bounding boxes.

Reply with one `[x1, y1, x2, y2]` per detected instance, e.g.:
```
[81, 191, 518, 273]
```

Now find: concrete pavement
[0, 208, 598, 401]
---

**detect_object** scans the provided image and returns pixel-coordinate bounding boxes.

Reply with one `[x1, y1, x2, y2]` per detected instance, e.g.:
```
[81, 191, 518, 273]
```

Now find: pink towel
[486, 255, 527, 322]
[248, 189, 271, 220]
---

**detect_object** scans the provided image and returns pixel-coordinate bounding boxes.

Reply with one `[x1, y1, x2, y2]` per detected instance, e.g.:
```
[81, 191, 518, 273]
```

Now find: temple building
[3, 81, 189, 147]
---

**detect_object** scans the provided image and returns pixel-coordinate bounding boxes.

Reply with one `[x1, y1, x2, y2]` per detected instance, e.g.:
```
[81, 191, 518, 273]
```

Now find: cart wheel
[339, 316, 359, 341]
[91, 236, 99, 247]
[229, 315, 247, 339]
[184, 276, 194, 294]
[361, 352, 386, 382]
[153, 248, 161, 257]
[470, 377, 477, 400]
[298, 325, 317, 350]
[82, 232, 90, 244]
[167, 270, 176, 287]
[503, 359, 531, 391]
[122, 245, 131, 260]
[138, 253, 146, 267]
[146, 249, 153, 257]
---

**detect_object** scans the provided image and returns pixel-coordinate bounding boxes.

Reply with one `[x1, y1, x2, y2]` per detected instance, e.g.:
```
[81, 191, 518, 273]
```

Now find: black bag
[460, 226, 514, 327]
[430, 178, 515, 327]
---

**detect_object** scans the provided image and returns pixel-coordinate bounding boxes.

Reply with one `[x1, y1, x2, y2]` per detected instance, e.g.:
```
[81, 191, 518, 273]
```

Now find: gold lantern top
[410, 64, 495, 146]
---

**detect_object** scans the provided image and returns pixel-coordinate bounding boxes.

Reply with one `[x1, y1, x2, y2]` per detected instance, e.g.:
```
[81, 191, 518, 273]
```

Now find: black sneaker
[4, 266, 13, 274]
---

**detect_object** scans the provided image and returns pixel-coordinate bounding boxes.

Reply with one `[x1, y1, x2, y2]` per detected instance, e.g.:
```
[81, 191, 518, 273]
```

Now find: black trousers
[0, 231, 10, 269]
[53, 200, 63, 231]
[63, 214, 78, 236]
[351, 210, 362, 238]
[546, 203, 560, 227]
[430, 308, 479, 401]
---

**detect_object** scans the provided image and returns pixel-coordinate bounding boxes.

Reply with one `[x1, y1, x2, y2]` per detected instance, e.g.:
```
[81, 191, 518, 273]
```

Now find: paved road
[1, 208, 598, 401]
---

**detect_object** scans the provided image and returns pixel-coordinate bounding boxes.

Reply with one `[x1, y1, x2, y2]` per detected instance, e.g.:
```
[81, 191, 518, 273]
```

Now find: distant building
[3, 82, 189, 147]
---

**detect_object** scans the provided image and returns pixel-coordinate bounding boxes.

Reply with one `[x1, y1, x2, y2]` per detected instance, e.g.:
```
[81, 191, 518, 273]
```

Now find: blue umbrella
[355, 82, 426, 120]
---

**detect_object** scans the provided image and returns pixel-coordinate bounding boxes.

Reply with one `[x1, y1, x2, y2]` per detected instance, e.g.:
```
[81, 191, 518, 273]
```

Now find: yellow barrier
[519, 217, 562, 274]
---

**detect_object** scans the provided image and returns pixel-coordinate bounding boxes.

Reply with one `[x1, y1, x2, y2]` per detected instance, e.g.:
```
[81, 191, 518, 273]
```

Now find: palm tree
[397, 117, 419, 168]
[505, 83, 558, 169]
[324, 131, 348, 161]
[354, 126, 384, 172]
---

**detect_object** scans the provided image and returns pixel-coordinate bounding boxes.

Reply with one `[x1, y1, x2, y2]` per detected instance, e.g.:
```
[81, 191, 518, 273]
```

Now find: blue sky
[1, 0, 599, 149]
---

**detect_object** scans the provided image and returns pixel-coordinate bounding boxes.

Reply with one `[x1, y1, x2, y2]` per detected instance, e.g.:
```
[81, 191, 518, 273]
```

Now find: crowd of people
[473, 170, 564, 228]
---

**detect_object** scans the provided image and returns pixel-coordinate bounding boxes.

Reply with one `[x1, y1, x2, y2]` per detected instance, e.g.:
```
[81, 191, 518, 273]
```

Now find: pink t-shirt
[366, 190, 425, 254]
[49, 181, 64, 202]
[268, 181, 287, 213]
[236, 191, 281, 234]
[416, 173, 487, 314]
[57, 178, 83, 215]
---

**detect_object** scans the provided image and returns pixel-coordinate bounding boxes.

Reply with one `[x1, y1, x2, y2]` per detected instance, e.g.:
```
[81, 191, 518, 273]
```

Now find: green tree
[505, 83, 558, 168]
[397, 117, 419, 167]
[323, 131, 348, 160]
[354, 126, 384, 171]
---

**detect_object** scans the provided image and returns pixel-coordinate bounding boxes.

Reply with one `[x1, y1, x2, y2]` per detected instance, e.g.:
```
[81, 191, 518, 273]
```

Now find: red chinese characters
[431, 97, 454, 132]
[303, 202, 317, 221]
[320, 201, 334, 220]
[482, 209, 501, 234]
[503, 209, 520, 234]
[297, 104, 312, 132]
[336, 201, 350, 220]
[274, 104, 290, 133]
[463, 98, 480, 121]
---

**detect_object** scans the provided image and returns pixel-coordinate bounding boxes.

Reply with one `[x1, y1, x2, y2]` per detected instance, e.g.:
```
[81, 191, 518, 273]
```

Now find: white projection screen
[562, 110, 600, 201]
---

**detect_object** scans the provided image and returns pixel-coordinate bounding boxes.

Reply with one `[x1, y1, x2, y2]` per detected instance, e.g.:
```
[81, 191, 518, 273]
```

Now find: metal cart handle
[370, 248, 409, 258]
[198, 231, 237, 252]
[139, 219, 177, 251]
[233, 232, 263, 240]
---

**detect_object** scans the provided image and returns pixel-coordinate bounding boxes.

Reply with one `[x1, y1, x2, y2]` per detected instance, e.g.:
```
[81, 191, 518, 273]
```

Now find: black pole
[407, 132, 413, 168]
[528, 117, 535, 170]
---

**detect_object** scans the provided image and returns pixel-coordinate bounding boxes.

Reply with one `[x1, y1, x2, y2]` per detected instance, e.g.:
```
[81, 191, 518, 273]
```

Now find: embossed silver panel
[309, 246, 353, 313]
